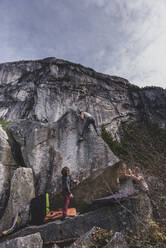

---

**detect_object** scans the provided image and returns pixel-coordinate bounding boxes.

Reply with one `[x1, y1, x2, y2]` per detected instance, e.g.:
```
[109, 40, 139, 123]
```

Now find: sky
[0, 0, 166, 88]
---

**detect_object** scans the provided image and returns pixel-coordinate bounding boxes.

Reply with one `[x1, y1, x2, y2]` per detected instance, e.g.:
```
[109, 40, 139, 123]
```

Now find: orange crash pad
[44, 208, 76, 222]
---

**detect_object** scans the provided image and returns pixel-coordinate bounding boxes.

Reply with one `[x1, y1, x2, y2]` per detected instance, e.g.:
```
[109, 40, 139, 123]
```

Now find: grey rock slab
[119, 178, 137, 195]
[104, 232, 128, 248]
[0, 126, 16, 166]
[2, 193, 152, 244]
[0, 163, 15, 219]
[69, 226, 98, 248]
[0, 127, 17, 218]
[6, 110, 119, 199]
[0, 232, 43, 248]
[0, 167, 35, 233]
[54, 162, 121, 211]
[1, 57, 166, 136]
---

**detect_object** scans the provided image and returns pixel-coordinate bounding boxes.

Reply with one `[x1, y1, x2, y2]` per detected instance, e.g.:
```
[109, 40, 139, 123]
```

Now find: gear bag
[30, 193, 50, 225]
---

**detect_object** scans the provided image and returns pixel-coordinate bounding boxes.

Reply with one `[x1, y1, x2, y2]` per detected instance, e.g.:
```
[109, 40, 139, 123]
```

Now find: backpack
[30, 193, 50, 225]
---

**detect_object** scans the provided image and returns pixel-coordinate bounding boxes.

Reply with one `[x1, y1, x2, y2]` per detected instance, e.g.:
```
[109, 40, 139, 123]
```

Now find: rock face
[0, 164, 14, 219]
[0, 192, 152, 245]
[69, 226, 100, 248]
[0, 57, 165, 247]
[6, 109, 119, 199]
[53, 162, 121, 212]
[0, 58, 166, 136]
[0, 167, 35, 233]
[0, 126, 16, 167]
[0, 232, 43, 248]
[0, 127, 18, 219]
[105, 232, 128, 248]
[69, 227, 128, 248]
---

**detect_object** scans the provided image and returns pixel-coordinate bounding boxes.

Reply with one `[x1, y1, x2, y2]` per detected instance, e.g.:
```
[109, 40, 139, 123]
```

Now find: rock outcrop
[69, 228, 128, 248]
[0, 168, 35, 233]
[105, 232, 128, 248]
[69, 226, 99, 248]
[0, 126, 16, 167]
[0, 58, 166, 136]
[0, 127, 18, 219]
[0, 232, 43, 248]
[0, 57, 165, 247]
[0, 164, 14, 219]
[0, 191, 152, 246]
[6, 109, 119, 202]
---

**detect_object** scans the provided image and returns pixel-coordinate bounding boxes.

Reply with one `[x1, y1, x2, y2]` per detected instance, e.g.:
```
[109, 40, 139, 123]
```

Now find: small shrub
[101, 125, 126, 157]
[0, 117, 13, 131]
[90, 227, 113, 248]
[126, 219, 166, 248]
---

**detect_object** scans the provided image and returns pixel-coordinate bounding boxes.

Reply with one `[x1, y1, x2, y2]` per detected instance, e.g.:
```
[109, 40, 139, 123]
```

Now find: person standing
[61, 167, 73, 220]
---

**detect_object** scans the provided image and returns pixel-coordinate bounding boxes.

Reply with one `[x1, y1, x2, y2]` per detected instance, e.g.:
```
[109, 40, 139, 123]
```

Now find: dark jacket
[62, 175, 72, 195]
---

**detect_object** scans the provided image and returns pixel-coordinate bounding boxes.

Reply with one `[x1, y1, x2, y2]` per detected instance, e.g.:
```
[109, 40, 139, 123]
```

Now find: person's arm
[129, 174, 144, 181]
[71, 178, 79, 185]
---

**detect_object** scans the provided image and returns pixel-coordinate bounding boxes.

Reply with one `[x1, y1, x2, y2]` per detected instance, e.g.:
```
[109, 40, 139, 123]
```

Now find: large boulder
[0, 126, 16, 166]
[69, 229, 128, 248]
[53, 163, 120, 211]
[0, 232, 43, 248]
[0, 127, 16, 219]
[0, 167, 35, 233]
[2, 192, 152, 244]
[104, 232, 128, 248]
[1, 58, 166, 136]
[6, 110, 119, 198]
[69, 226, 101, 248]
[0, 164, 15, 219]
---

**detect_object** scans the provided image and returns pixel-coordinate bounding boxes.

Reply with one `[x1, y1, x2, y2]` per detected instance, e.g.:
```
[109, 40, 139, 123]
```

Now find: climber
[122, 164, 149, 192]
[79, 111, 99, 141]
[61, 167, 78, 221]
[131, 166, 149, 192]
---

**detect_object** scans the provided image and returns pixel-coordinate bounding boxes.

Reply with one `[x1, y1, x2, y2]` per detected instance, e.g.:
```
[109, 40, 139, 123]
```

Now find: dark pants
[62, 191, 70, 217]
[81, 117, 98, 137]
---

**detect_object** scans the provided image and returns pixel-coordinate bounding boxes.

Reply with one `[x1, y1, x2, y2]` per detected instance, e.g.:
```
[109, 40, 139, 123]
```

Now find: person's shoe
[60, 216, 66, 221]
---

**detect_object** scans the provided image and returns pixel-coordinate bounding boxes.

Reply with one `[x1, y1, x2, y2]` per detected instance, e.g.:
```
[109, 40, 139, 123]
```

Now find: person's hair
[77, 109, 84, 115]
[122, 163, 127, 170]
[61, 167, 70, 176]
[134, 166, 141, 174]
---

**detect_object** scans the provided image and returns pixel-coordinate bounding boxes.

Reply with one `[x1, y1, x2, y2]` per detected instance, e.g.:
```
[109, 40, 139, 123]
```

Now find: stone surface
[0, 126, 16, 166]
[0, 232, 43, 248]
[0, 57, 165, 247]
[0, 164, 15, 219]
[1, 192, 152, 245]
[0, 167, 35, 233]
[69, 226, 98, 248]
[119, 178, 137, 195]
[6, 110, 119, 201]
[0, 127, 17, 218]
[0, 58, 166, 137]
[104, 232, 128, 248]
[52, 244, 60, 248]
[54, 162, 120, 211]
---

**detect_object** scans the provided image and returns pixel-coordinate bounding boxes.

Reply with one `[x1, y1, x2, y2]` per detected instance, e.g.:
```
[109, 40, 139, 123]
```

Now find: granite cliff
[0, 57, 166, 248]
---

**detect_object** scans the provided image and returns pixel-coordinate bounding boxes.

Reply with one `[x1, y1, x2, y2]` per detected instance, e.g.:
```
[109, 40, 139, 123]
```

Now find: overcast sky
[0, 0, 166, 88]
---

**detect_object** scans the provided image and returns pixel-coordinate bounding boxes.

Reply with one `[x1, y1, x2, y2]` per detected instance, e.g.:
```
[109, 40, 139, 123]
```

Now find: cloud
[0, 0, 166, 88]
[100, 0, 166, 88]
